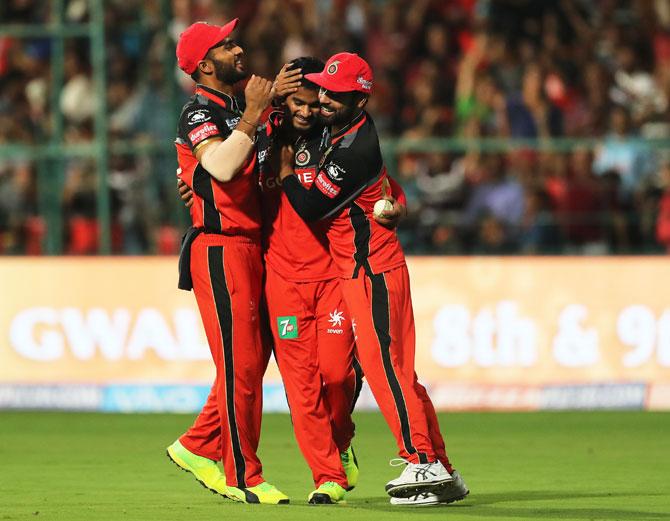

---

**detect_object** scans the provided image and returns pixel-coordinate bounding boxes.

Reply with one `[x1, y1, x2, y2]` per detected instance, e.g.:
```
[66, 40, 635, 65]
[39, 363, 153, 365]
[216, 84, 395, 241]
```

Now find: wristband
[240, 117, 258, 128]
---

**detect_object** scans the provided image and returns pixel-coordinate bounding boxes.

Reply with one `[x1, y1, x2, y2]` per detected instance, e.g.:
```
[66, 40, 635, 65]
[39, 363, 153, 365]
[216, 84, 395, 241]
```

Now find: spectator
[1, 0, 669, 255]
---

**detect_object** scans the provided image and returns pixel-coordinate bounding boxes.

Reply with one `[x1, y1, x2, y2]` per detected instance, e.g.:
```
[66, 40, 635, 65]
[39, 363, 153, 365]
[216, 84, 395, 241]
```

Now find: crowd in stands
[1, 0, 670, 254]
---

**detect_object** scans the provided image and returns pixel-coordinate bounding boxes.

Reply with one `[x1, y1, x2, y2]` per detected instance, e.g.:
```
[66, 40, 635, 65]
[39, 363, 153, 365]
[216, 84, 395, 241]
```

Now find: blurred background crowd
[1, 0, 670, 255]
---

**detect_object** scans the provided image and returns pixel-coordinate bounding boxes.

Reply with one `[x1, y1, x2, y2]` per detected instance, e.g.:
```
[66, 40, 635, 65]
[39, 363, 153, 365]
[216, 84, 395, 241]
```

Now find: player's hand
[244, 74, 275, 115]
[177, 178, 194, 208]
[273, 63, 303, 100]
[278, 144, 295, 180]
[373, 195, 406, 229]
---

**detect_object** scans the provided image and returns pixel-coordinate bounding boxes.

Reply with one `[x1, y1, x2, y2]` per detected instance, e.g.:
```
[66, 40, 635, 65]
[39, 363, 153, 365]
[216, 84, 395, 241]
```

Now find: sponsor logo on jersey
[327, 309, 345, 334]
[261, 174, 281, 191]
[295, 167, 316, 187]
[357, 76, 373, 91]
[295, 149, 311, 166]
[315, 172, 341, 199]
[188, 122, 218, 145]
[325, 163, 345, 181]
[327, 61, 340, 75]
[257, 148, 268, 164]
[277, 316, 298, 340]
[188, 109, 211, 124]
[225, 117, 241, 130]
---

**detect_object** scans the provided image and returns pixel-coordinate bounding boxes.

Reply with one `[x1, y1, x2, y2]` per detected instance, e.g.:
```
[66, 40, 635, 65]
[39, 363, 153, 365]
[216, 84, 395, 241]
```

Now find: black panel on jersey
[192, 164, 222, 233]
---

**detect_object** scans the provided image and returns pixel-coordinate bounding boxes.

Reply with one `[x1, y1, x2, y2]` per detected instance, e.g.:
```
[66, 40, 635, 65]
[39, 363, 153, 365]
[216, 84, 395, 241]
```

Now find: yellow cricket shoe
[166, 440, 228, 497]
[226, 482, 290, 504]
[308, 481, 347, 505]
[341, 445, 359, 491]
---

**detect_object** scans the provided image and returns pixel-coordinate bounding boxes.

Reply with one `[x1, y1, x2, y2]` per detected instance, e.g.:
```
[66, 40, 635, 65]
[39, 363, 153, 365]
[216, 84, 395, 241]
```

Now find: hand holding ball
[373, 199, 394, 217]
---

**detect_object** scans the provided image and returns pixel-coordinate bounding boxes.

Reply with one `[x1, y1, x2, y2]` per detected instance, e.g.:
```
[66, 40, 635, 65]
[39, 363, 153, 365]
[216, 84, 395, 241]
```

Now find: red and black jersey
[257, 115, 336, 282]
[175, 85, 262, 240]
[282, 111, 406, 278]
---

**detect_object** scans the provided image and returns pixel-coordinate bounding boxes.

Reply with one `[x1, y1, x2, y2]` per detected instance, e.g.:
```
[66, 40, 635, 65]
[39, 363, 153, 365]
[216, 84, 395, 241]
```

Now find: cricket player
[278, 52, 470, 506]
[167, 19, 289, 505]
[259, 56, 408, 504]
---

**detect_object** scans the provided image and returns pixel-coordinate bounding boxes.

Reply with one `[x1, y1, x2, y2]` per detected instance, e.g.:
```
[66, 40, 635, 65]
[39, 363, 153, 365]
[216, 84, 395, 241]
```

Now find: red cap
[176, 19, 239, 74]
[304, 52, 373, 94]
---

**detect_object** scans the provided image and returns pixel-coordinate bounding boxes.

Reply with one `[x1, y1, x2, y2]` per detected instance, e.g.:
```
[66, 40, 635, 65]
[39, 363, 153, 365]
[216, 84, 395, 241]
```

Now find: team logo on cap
[295, 149, 311, 166]
[327, 61, 341, 75]
[357, 76, 372, 91]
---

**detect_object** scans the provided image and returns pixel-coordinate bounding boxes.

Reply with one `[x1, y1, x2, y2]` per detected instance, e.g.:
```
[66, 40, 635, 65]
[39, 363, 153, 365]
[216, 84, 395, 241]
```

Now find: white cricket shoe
[385, 458, 454, 498]
[389, 469, 469, 506]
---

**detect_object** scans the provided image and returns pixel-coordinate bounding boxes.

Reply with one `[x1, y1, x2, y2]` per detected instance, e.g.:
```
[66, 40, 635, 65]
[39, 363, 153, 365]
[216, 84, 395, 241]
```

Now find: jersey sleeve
[178, 104, 230, 152]
[388, 175, 407, 206]
[282, 146, 377, 222]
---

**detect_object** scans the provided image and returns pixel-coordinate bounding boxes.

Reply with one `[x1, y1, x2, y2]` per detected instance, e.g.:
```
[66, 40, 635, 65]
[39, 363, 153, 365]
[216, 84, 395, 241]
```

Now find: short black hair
[287, 56, 325, 91]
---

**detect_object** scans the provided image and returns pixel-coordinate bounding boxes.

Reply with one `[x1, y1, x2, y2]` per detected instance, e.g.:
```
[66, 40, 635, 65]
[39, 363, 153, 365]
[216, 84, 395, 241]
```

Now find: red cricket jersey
[175, 85, 262, 240]
[258, 121, 337, 282]
[282, 112, 406, 278]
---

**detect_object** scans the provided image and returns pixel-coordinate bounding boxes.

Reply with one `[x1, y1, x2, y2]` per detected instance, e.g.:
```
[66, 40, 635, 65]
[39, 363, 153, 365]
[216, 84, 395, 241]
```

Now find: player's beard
[319, 103, 358, 127]
[213, 59, 247, 85]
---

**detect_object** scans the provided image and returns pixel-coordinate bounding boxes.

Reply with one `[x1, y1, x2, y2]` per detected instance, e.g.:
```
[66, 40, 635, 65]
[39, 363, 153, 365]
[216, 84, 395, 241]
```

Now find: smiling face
[318, 88, 365, 128]
[202, 37, 246, 84]
[285, 86, 320, 132]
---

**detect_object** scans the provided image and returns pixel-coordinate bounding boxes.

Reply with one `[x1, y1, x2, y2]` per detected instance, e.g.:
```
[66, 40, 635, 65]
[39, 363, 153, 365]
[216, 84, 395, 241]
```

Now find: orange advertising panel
[1, 257, 668, 411]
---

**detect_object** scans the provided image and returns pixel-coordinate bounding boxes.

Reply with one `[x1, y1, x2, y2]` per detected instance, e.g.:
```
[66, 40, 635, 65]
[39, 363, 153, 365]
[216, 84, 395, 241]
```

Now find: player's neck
[199, 79, 235, 98]
[331, 109, 363, 135]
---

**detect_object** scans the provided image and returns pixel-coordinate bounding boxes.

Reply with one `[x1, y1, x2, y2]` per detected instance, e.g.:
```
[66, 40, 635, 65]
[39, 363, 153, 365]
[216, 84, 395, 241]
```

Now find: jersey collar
[195, 84, 240, 112]
[330, 110, 367, 144]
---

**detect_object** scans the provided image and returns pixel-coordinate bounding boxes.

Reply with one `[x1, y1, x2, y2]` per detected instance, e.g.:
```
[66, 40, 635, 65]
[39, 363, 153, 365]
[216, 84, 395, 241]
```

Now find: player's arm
[188, 76, 274, 183]
[279, 144, 374, 222]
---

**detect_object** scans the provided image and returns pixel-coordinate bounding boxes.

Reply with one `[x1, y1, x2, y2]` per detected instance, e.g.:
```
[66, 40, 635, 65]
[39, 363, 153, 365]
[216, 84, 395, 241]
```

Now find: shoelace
[389, 457, 409, 467]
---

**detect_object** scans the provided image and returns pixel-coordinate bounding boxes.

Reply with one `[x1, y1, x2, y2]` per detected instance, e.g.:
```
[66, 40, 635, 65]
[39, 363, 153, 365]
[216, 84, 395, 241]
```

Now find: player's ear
[356, 94, 368, 109]
[197, 59, 213, 76]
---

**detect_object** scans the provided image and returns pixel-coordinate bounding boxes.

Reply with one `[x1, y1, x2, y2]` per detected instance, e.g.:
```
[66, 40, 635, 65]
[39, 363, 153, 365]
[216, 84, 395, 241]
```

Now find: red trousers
[179, 233, 268, 488]
[342, 265, 452, 469]
[264, 265, 358, 488]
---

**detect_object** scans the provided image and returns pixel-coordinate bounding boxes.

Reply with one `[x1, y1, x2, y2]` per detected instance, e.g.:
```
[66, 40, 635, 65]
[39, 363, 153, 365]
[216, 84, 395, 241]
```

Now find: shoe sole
[165, 449, 229, 499]
[385, 477, 453, 498]
[308, 493, 335, 505]
[390, 489, 469, 507]
[441, 489, 469, 504]
[227, 487, 290, 505]
[391, 499, 441, 507]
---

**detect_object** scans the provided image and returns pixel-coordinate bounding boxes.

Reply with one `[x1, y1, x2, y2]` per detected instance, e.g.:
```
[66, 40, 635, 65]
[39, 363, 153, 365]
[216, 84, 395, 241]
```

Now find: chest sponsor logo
[295, 149, 311, 166]
[315, 172, 341, 199]
[325, 163, 345, 181]
[327, 309, 345, 334]
[277, 316, 299, 340]
[188, 109, 211, 125]
[188, 122, 218, 145]
[295, 167, 316, 188]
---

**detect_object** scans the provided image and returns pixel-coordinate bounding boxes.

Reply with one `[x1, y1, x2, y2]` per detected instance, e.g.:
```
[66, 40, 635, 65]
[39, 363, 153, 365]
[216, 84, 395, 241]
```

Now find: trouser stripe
[208, 245, 247, 486]
[351, 355, 364, 413]
[369, 272, 427, 464]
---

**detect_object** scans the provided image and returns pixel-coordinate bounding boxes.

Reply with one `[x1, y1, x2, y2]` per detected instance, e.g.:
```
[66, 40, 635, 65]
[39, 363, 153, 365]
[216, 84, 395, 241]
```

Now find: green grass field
[1, 411, 669, 521]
